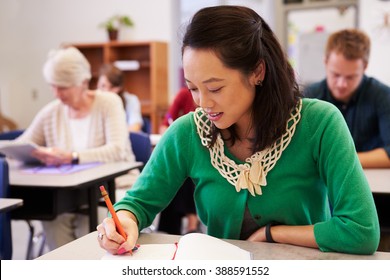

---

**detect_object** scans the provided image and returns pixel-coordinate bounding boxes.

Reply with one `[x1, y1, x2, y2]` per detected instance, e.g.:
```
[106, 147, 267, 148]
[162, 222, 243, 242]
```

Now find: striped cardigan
[17, 90, 134, 163]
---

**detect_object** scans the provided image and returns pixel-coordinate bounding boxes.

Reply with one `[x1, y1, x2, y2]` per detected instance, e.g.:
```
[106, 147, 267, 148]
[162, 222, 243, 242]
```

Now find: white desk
[9, 161, 142, 231]
[149, 133, 162, 147]
[364, 169, 390, 194]
[37, 231, 390, 260]
[364, 169, 390, 236]
[0, 198, 23, 213]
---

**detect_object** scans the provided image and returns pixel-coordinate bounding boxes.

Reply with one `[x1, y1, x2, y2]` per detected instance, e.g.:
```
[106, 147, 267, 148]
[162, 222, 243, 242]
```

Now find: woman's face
[183, 47, 257, 131]
[50, 84, 85, 108]
[97, 75, 114, 92]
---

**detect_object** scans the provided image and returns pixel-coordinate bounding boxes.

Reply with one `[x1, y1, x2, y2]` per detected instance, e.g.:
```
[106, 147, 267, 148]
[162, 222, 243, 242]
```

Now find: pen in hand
[100, 185, 138, 254]
[100, 185, 127, 239]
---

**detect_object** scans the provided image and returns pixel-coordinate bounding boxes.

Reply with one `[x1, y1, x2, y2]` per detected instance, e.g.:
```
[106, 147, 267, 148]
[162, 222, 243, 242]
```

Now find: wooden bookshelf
[71, 41, 168, 133]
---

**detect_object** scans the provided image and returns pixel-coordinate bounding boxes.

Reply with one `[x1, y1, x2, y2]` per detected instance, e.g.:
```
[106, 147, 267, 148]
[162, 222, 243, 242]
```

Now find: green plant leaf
[99, 14, 134, 30]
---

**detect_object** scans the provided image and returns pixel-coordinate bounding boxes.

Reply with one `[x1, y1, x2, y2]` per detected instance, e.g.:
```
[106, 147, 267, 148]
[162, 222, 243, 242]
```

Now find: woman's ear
[251, 60, 266, 86]
[255, 60, 266, 81]
[82, 80, 89, 90]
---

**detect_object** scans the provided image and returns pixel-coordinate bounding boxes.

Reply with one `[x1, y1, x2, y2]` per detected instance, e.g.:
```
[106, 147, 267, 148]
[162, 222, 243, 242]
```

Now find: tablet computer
[0, 141, 40, 165]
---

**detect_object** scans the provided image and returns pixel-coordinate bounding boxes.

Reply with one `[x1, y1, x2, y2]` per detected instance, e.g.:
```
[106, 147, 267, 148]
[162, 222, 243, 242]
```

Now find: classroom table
[364, 169, 390, 194]
[364, 169, 390, 235]
[37, 231, 390, 260]
[36, 231, 390, 260]
[0, 198, 23, 213]
[150, 133, 162, 147]
[8, 161, 142, 232]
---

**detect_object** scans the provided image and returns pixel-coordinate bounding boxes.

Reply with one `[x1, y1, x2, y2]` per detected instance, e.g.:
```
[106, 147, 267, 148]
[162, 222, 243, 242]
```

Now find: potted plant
[100, 15, 134, 41]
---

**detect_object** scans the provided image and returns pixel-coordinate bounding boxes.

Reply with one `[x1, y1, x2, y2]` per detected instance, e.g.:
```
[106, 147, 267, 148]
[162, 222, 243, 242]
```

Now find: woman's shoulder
[169, 111, 195, 130]
[302, 97, 339, 116]
[165, 111, 198, 139]
[38, 99, 63, 115]
[94, 90, 122, 105]
[300, 98, 345, 132]
[123, 92, 141, 103]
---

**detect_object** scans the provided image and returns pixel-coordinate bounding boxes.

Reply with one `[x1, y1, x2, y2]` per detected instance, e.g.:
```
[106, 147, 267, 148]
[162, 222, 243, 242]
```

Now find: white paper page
[101, 233, 252, 260]
[101, 244, 177, 260]
[174, 233, 252, 260]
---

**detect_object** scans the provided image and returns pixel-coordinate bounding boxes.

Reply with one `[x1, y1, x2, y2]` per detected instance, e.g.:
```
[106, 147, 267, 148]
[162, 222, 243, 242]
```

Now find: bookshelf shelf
[72, 41, 168, 133]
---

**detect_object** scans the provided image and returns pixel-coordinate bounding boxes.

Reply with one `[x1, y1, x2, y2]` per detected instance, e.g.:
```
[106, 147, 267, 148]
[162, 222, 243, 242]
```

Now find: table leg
[88, 186, 98, 232]
[107, 179, 116, 203]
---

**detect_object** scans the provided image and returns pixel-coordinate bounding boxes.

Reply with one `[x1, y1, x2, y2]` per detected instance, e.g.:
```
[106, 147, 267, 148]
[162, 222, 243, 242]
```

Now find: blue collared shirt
[303, 75, 390, 157]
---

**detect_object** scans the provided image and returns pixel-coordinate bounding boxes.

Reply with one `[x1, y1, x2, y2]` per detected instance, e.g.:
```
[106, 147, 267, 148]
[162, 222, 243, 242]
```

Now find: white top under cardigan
[17, 90, 135, 164]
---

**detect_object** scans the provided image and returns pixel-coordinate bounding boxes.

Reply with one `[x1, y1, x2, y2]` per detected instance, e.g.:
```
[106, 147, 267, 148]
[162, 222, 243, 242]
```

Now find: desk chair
[0, 129, 24, 140]
[0, 129, 45, 259]
[130, 131, 152, 168]
[141, 117, 152, 134]
[0, 158, 12, 259]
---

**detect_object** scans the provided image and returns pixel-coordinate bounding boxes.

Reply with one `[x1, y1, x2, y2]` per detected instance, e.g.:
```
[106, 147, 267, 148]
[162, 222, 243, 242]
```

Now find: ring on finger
[98, 232, 105, 240]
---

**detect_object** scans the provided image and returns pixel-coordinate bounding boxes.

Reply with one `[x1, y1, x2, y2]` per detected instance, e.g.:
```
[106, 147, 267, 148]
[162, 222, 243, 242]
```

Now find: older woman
[16, 46, 135, 250]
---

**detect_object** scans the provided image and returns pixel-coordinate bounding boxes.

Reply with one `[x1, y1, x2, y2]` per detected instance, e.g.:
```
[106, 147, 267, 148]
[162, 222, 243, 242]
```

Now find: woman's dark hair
[99, 64, 126, 109]
[182, 6, 301, 152]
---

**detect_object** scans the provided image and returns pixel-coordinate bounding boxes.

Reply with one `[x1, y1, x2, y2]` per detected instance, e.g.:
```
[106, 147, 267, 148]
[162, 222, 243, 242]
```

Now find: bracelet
[71, 151, 79, 165]
[265, 223, 275, 243]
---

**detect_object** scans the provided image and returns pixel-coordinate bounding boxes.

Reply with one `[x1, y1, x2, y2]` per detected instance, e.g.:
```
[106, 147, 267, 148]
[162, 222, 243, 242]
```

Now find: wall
[287, 6, 357, 85]
[0, 0, 178, 128]
[1, 0, 389, 129]
[359, 0, 390, 86]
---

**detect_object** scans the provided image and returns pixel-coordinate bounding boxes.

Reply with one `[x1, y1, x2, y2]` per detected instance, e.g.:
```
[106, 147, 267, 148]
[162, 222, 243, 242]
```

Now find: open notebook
[102, 233, 253, 260]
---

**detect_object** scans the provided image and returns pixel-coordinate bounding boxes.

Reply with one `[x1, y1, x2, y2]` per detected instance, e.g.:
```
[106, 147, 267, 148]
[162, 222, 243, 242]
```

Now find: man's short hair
[325, 29, 370, 65]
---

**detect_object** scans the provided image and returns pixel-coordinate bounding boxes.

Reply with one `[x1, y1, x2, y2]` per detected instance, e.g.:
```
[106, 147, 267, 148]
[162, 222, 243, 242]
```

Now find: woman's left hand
[32, 147, 71, 166]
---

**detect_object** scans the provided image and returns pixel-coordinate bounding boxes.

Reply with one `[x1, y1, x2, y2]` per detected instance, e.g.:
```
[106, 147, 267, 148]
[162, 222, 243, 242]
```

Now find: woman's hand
[247, 226, 267, 242]
[96, 210, 139, 255]
[31, 147, 72, 166]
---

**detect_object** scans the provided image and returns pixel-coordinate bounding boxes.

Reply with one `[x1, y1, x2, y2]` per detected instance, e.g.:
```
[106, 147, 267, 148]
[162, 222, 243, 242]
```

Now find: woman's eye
[209, 87, 222, 93]
[188, 88, 197, 93]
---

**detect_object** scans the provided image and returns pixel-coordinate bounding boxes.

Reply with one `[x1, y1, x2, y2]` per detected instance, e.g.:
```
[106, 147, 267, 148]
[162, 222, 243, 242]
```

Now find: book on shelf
[101, 232, 253, 260]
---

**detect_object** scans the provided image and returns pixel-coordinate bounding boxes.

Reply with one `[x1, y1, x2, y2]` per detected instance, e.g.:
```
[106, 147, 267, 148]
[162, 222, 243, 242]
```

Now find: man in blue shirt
[304, 29, 390, 168]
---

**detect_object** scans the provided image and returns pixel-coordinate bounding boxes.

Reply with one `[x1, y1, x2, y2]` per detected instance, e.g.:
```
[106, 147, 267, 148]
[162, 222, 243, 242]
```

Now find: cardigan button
[254, 214, 261, 220]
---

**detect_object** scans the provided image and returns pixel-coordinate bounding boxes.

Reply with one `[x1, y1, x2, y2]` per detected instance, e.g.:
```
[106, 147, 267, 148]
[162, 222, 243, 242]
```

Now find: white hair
[42, 47, 91, 87]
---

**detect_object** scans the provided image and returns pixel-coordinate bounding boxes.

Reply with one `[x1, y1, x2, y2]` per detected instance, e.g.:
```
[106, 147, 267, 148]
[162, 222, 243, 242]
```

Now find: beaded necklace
[194, 99, 302, 196]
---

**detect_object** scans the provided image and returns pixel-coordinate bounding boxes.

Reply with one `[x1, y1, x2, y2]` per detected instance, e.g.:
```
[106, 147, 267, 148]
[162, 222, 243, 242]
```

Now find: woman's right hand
[96, 210, 139, 255]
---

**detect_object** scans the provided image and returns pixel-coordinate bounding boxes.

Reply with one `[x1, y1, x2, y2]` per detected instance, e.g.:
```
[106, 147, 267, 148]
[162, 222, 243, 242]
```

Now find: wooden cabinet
[71, 41, 168, 133]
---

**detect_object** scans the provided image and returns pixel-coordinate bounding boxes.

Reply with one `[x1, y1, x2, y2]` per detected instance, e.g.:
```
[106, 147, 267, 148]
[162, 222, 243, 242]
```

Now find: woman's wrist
[265, 223, 276, 243]
[71, 151, 79, 164]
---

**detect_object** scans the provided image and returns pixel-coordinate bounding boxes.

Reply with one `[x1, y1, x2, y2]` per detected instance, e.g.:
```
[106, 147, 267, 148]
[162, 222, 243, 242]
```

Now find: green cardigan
[115, 98, 380, 254]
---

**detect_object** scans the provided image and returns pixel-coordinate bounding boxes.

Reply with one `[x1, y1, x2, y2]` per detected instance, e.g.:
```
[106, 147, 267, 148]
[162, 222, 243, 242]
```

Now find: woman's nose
[198, 91, 213, 109]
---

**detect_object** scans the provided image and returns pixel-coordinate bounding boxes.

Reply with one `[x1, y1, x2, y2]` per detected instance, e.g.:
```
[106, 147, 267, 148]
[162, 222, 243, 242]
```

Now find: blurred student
[158, 87, 199, 234]
[98, 64, 144, 132]
[16, 47, 135, 250]
[304, 29, 390, 168]
[160, 87, 197, 133]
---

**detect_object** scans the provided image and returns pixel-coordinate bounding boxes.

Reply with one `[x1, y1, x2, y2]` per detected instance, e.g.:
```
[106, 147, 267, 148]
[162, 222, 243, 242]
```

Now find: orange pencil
[99, 185, 127, 240]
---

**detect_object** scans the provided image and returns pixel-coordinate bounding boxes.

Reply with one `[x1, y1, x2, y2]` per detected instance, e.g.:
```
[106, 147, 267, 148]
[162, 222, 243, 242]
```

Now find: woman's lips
[207, 112, 223, 122]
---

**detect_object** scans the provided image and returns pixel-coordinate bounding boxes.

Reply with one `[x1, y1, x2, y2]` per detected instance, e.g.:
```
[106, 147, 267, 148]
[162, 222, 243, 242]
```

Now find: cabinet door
[73, 43, 105, 89]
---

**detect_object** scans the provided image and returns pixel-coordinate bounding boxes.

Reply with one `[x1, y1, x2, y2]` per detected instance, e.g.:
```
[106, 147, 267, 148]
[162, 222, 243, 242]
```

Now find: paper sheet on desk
[20, 162, 102, 175]
[101, 233, 253, 260]
[102, 244, 177, 260]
